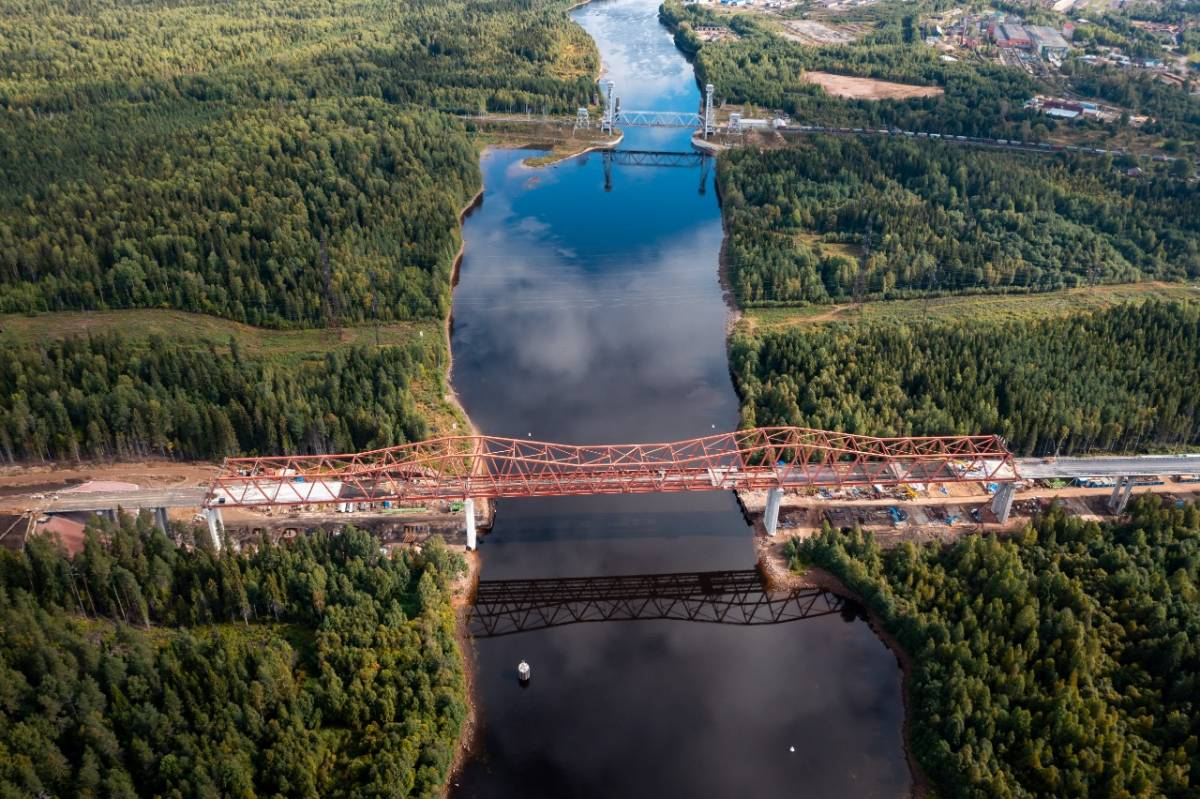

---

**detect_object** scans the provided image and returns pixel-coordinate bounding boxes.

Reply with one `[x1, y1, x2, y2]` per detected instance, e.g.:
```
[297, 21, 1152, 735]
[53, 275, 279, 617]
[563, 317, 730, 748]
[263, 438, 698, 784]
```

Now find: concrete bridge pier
[764, 487, 784, 536]
[1109, 477, 1134, 514]
[204, 508, 224, 551]
[464, 498, 477, 550]
[991, 483, 1016, 524]
[153, 507, 169, 534]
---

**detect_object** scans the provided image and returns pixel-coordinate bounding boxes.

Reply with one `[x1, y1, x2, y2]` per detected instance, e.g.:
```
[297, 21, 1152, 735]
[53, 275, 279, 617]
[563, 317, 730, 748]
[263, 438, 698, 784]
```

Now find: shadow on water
[468, 569, 864, 637]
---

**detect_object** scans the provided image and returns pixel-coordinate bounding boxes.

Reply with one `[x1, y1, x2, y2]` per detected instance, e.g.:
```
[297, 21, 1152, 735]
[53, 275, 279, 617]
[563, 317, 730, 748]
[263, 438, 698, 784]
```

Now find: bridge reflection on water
[468, 569, 854, 638]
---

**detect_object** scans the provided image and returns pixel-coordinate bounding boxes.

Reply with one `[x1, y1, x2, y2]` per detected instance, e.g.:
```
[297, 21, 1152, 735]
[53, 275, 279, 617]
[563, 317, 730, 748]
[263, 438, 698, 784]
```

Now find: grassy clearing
[0, 309, 442, 360]
[740, 281, 1200, 332]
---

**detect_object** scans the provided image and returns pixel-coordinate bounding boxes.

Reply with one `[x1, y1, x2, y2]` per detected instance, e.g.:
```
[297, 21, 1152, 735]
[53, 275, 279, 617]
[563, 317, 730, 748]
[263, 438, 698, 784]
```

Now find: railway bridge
[201, 426, 1199, 551]
[206, 427, 1017, 549]
[29, 427, 1196, 551]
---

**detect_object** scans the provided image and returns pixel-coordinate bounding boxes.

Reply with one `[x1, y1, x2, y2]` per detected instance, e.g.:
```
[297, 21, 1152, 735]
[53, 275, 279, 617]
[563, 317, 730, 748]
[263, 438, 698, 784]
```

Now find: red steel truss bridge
[467, 570, 847, 637]
[206, 426, 1018, 508]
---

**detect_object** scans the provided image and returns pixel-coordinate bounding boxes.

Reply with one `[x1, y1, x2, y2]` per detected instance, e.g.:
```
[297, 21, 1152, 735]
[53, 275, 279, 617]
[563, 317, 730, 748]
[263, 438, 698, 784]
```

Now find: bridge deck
[21, 447, 1196, 515]
[1014, 456, 1200, 479]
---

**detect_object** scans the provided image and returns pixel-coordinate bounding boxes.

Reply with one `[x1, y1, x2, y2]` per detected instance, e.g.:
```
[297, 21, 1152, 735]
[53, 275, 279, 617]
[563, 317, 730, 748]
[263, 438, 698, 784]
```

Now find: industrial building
[1027, 25, 1071, 59]
[995, 23, 1032, 49]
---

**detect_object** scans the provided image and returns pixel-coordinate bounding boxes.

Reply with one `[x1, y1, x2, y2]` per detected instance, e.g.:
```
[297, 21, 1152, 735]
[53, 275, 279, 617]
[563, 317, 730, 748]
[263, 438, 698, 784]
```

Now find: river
[448, 0, 910, 795]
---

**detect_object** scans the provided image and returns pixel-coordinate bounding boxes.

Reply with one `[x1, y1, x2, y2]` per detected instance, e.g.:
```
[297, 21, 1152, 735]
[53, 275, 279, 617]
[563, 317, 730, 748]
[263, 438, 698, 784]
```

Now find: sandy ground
[779, 20, 860, 46]
[803, 71, 944, 101]
[0, 459, 215, 497]
[740, 479, 1200, 548]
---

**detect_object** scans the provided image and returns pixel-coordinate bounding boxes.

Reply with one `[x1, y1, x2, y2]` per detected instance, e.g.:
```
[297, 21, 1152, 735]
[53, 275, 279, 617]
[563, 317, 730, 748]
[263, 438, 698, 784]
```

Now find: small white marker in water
[789, 746, 795, 753]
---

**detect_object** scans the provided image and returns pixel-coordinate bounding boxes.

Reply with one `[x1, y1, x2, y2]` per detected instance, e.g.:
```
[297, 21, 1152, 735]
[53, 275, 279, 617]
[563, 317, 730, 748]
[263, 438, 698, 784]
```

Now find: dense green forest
[789, 499, 1200, 797]
[0, 0, 600, 464]
[718, 138, 1200, 305]
[0, 0, 597, 326]
[731, 300, 1200, 456]
[661, 0, 1200, 145]
[0, 515, 467, 797]
[0, 330, 445, 462]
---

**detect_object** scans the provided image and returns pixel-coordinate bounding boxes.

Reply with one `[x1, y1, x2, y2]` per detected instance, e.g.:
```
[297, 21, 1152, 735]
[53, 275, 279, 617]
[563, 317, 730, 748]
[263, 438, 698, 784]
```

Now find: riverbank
[757, 550, 931, 798]
[447, 187, 486, 441]
[445, 546, 482, 796]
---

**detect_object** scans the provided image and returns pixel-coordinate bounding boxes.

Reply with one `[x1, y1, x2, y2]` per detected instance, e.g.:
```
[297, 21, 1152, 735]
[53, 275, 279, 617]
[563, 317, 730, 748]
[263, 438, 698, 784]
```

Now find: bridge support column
[764, 487, 784, 536]
[991, 483, 1016, 524]
[204, 508, 224, 551]
[703, 83, 715, 138]
[601, 80, 616, 134]
[153, 507, 169, 534]
[464, 499, 476, 551]
[1109, 477, 1134, 514]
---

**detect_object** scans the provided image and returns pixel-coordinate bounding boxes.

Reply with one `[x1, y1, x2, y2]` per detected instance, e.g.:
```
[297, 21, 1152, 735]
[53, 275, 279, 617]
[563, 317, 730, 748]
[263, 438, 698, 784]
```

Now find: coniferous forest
[0, 0, 600, 463]
[731, 301, 1200, 456]
[791, 498, 1200, 798]
[0, 0, 596, 326]
[0, 331, 442, 462]
[719, 139, 1200, 306]
[0, 515, 467, 797]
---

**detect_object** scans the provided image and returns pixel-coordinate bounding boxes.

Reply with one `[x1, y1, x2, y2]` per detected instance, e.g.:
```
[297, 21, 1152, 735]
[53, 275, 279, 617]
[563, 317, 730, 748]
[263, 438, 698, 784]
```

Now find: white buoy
[517, 660, 531, 683]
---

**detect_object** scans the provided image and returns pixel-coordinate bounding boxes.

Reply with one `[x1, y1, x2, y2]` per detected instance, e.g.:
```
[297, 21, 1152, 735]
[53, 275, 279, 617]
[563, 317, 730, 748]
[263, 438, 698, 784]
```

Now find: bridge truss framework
[207, 426, 1016, 509]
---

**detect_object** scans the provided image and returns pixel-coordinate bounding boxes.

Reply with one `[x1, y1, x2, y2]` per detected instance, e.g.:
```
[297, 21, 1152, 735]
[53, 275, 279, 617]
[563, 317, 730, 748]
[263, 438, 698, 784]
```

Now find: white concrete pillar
[153, 507, 169, 534]
[204, 507, 224, 551]
[991, 483, 1016, 524]
[464, 498, 476, 550]
[1109, 477, 1125, 510]
[764, 487, 784, 536]
[1109, 477, 1134, 514]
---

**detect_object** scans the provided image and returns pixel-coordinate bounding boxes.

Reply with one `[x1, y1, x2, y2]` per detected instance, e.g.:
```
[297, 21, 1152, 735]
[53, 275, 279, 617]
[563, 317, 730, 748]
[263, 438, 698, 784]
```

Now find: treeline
[661, 1, 1047, 140]
[0, 514, 467, 797]
[718, 138, 1200, 305]
[790, 498, 1200, 797]
[0, 331, 442, 462]
[731, 301, 1200, 456]
[0, 0, 598, 327]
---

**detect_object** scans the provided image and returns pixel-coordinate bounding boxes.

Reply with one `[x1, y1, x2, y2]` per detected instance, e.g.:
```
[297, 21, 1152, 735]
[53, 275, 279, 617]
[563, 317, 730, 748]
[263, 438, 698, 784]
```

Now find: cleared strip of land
[740, 281, 1200, 331]
[802, 71, 944, 100]
[0, 309, 462, 434]
[0, 309, 441, 359]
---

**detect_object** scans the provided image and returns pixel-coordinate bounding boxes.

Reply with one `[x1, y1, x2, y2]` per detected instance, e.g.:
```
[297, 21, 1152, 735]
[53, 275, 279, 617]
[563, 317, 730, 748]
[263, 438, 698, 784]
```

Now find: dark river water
[449, 0, 909, 795]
